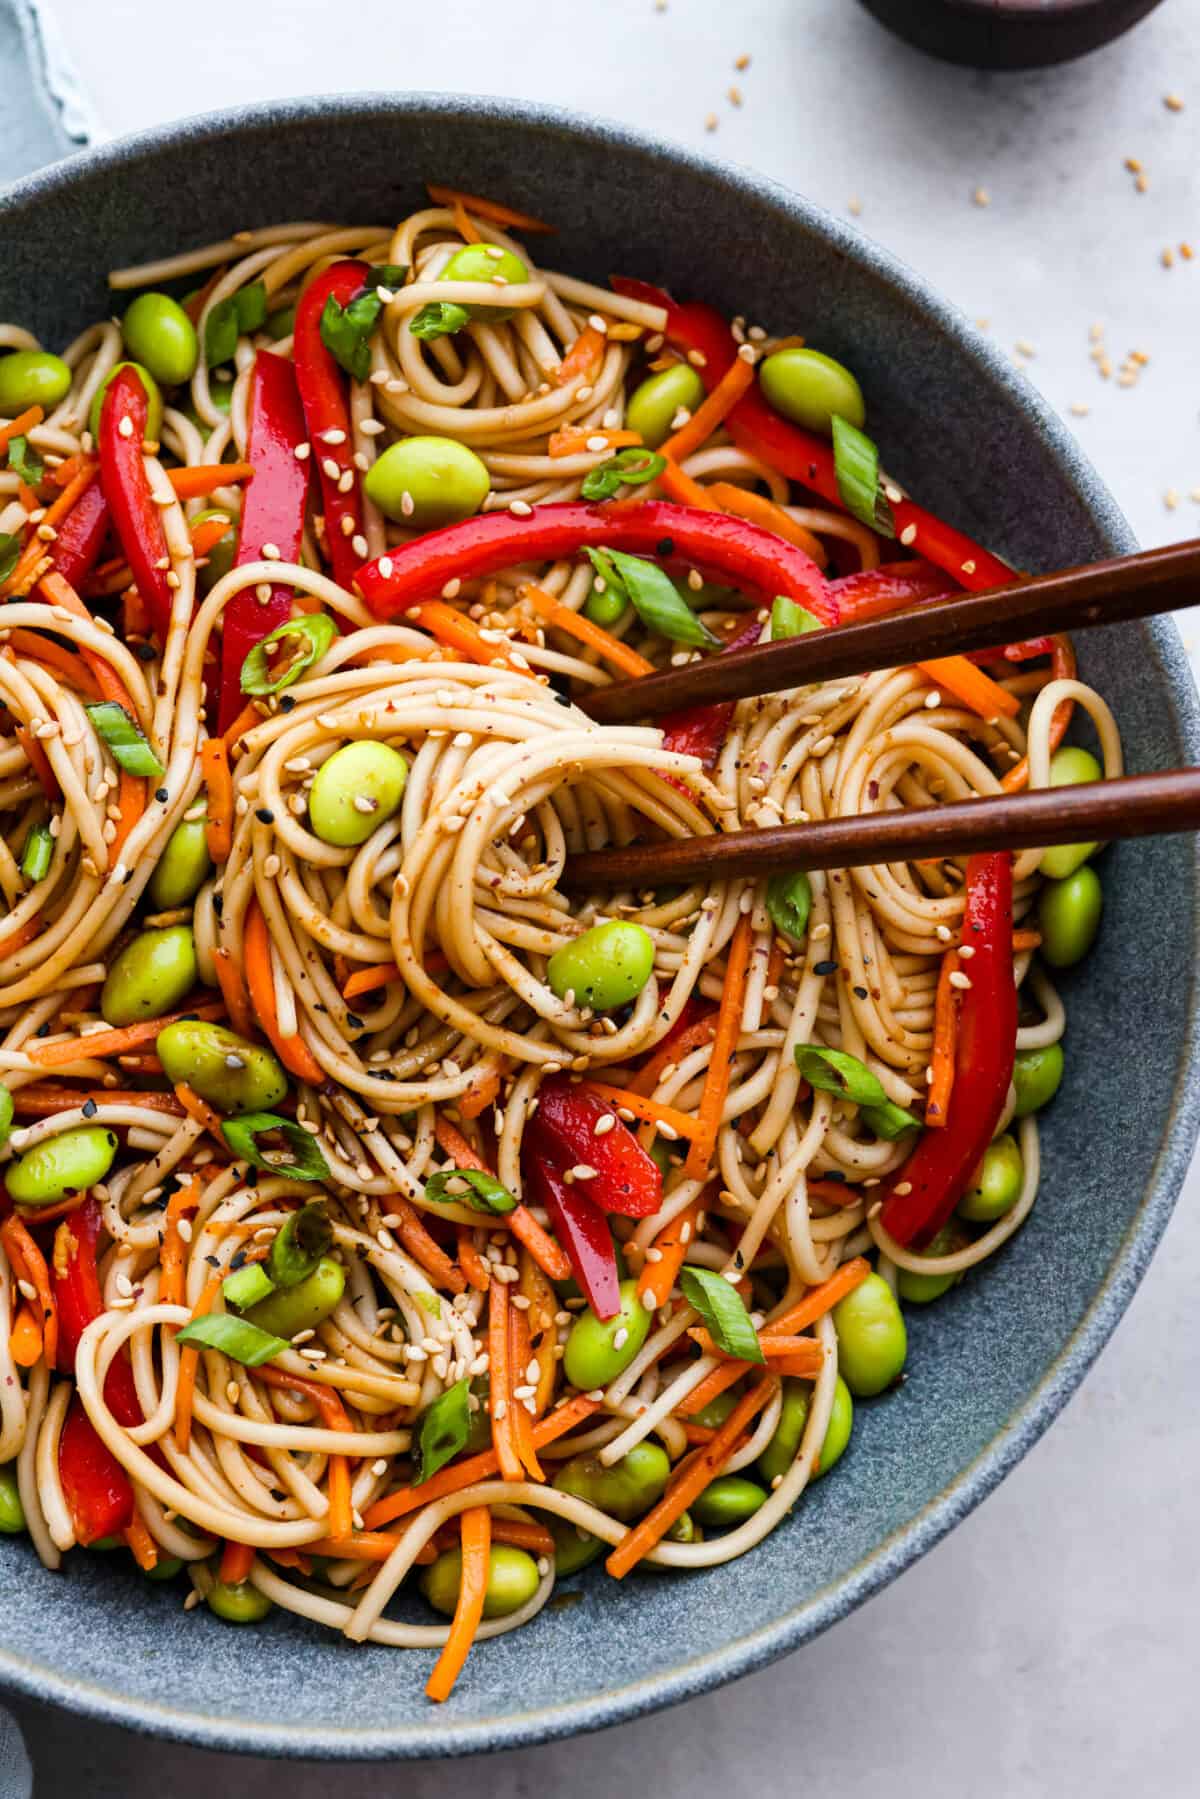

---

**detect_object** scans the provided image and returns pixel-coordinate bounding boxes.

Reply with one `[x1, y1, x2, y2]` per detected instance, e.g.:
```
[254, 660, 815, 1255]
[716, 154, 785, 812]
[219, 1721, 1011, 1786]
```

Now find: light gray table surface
[6, 2, 1200, 1792]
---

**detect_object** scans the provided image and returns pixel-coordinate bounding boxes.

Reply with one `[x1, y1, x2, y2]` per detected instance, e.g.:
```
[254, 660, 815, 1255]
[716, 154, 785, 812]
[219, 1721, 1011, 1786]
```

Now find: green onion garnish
[409, 301, 471, 342]
[770, 596, 822, 640]
[860, 1100, 921, 1140]
[6, 436, 43, 490]
[320, 286, 387, 381]
[796, 1045, 889, 1108]
[85, 702, 165, 779]
[175, 1312, 289, 1366]
[240, 614, 336, 695]
[267, 1201, 332, 1287]
[0, 534, 19, 585]
[832, 415, 895, 536]
[364, 264, 408, 293]
[221, 1113, 331, 1183]
[765, 871, 812, 945]
[222, 1263, 275, 1312]
[413, 1378, 472, 1484]
[679, 1265, 764, 1363]
[597, 549, 720, 648]
[581, 447, 666, 502]
[424, 1168, 518, 1215]
[205, 281, 268, 367]
[20, 822, 52, 884]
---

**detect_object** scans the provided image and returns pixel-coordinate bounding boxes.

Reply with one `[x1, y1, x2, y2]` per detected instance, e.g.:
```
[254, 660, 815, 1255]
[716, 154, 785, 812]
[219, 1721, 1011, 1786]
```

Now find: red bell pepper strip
[48, 480, 110, 591]
[522, 1127, 622, 1321]
[660, 614, 766, 770]
[357, 500, 835, 622]
[613, 278, 1012, 594]
[59, 1393, 134, 1545]
[96, 365, 175, 642]
[533, 1076, 663, 1218]
[878, 853, 1017, 1249]
[217, 349, 310, 730]
[827, 558, 953, 623]
[293, 259, 369, 591]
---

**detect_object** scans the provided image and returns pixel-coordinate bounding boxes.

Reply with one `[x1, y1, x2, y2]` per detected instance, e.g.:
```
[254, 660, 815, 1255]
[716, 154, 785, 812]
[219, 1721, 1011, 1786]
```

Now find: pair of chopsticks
[565, 537, 1200, 887]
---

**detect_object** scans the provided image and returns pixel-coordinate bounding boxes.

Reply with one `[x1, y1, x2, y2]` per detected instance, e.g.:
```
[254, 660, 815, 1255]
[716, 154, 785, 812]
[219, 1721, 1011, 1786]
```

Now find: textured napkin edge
[12, 0, 104, 151]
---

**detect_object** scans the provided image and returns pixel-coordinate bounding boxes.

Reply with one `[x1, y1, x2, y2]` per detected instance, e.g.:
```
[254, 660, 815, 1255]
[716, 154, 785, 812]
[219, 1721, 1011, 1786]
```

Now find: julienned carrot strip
[255, 1366, 353, 1538]
[916, 654, 1020, 721]
[637, 1199, 702, 1312]
[123, 1513, 159, 1572]
[509, 1206, 572, 1284]
[0, 1216, 55, 1368]
[631, 1013, 719, 1097]
[11, 1085, 183, 1119]
[0, 405, 43, 457]
[243, 900, 326, 1085]
[425, 184, 555, 235]
[212, 946, 256, 1041]
[13, 725, 58, 801]
[556, 325, 606, 387]
[190, 513, 233, 559]
[9, 630, 102, 698]
[1001, 636, 1077, 793]
[660, 352, 756, 464]
[459, 1062, 505, 1120]
[426, 1505, 491, 1702]
[434, 1114, 490, 1173]
[29, 1000, 224, 1068]
[675, 1357, 747, 1419]
[407, 600, 525, 673]
[488, 1275, 523, 1481]
[342, 961, 402, 1002]
[456, 1226, 491, 1292]
[201, 738, 233, 863]
[1012, 929, 1042, 951]
[0, 912, 41, 957]
[221, 701, 264, 750]
[174, 1084, 225, 1145]
[166, 463, 255, 500]
[9, 1303, 43, 1366]
[607, 1377, 777, 1578]
[219, 1539, 256, 1585]
[926, 951, 960, 1128]
[362, 1395, 599, 1528]
[762, 1257, 871, 1340]
[160, 1180, 200, 1308]
[705, 481, 828, 565]
[174, 1272, 222, 1452]
[507, 1301, 544, 1482]
[547, 425, 642, 459]
[583, 1081, 701, 1141]
[687, 1328, 825, 1371]
[451, 199, 481, 244]
[521, 583, 654, 678]
[684, 915, 753, 1182]
[386, 1195, 466, 1295]
[655, 456, 717, 510]
[4, 468, 99, 599]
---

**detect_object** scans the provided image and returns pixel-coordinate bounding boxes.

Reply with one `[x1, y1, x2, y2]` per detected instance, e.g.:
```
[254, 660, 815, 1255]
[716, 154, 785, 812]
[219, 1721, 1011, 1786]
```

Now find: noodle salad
[0, 187, 1117, 1699]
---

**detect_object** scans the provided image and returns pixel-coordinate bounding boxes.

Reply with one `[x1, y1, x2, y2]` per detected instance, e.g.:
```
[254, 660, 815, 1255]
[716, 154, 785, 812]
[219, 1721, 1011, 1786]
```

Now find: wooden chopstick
[562, 768, 1200, 888]
[579, 537, 1200, 724]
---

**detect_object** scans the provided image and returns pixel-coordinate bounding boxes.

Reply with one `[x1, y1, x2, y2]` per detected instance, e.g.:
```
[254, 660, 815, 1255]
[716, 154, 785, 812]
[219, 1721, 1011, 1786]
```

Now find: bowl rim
[2, 88, 1198, 1763]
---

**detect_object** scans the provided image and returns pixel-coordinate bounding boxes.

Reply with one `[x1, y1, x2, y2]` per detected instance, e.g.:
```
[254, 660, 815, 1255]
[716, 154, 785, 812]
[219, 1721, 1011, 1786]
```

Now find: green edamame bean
[759, 348, 865, 435]
[121, 293, 199, 387]
[1012, 1043, 1064, 1117]
[148, 817, 212, 909]
[5, 1125, 118, 1206]
[1040, 746, 1103, 880]
[0, 1466, 25, 1534]
[563, 1278, 652, 1389]
[145, 1555, 184, 1581]
[554, 1442, 670, 1521]
[440, 243, 530, 321]
[624, 363, 707, 449]
[958, 1133, 1023, 1223]
[547, 921, 655, 1013]
[1037, 866, 1102, 968]
[308, 741, 408, 847]
[666, 1510, 697, 1543]
[818, 1377, 853, 1476]
[0, 1083, 12, 1151]
[266, 304, 297, 340]
[421, 1544, 540, 1619]
[90, 1535, 123, 1551]
[245, 1257, 345, 1338]
[206, 1578, 272, 1624]
[88, 361, 163, 442]
[832, 1272, 907, 1397]
[584, 583, 628, 628]
[551, 1516, 604, 1576]
[364, 436, 490, 528]
[0, 349, 71, 416]
[757, 1376, 854, 1483]
[692, 1390, 738, 1431]
[692, 1476, 765, 1529]
[101, 926, 198, 1028]
[156, 1020, 287, 1115]
[897, 1222, 966, 1304]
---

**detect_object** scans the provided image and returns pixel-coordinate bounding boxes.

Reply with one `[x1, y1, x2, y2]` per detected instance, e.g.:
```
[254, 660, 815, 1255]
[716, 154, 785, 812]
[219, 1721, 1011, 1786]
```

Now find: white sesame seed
[899, 523, 917, 547]
[320, 428, 347, 445]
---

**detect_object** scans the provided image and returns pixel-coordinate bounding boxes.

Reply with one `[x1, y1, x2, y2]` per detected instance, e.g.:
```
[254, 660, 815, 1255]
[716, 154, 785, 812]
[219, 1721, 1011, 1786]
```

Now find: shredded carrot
[451, 199, 481, 244]
[160, 1180, 201, 1308]
[675, 1356, 748, 1419]
[9, 1303, 42, 1366]
[521, 582, 654, 678]
[434, 1113, 490, 1173]
[773, 1351, 832, 1379]
[167, 463, 255, 500]
[637, 1198, 702, 1312]
[385, 1195, 466, 1294]
[705, 481, 827, 564]
[307, 1531, 409, 1562]
[583, 1080, 700, 1141]
[341, 961, 402, 1003]
[660, 353, 757, 464]
[0, 912, 41, 957]
[10, 1084, 177, 1121]
[201, 737, 233, 864]
[425, 184, 555, 235]
[0, 405, 44, 457]
[212, 946, 256, 1041]
[518, 1248, 558, 1416]
[507, 1301, 544, 1481]
[926, 950, 960, 1128]
[220, 700, 264, 751]
[687, 1328, 825, 1371]
[556, 326, 606, 387]
[607, 1378, 777, 1578]
[9, 630, 102, 699]
[173, 1084, 226, 1147]
[683, 916, 753, 1183]
[1002, 635, 1076, 792]
[1012, 928, 1042, 951]
[190, 513, 233, 559]
[49, 452, 86, 489]
[426, 1505, 491, 1702]
[13, 724, 58, 801]
[458, 1061, 506, 1120]
[407, 599, 525, 673]
[256, 1365, 353, 1538]
[0, 1216, 55, 1368]
[243, 900, 326, 1085]
[174, 1272, 222, 1451]
[219, 1539, 256, 1585]
[761, 1257, 872, 1340]
[29, 1000, 224, 1069]
[508, 1205, 572, 1284]
[487, 1275, 523, 1480]
[807, 1178, 863, 1209]
[456, 1226, 491, 1293]
[547, 425, 642, 459]
[916, 654, 1021, 721]
[123, 1513, 159, 1572]
[454, 1515, 554, 1556]
[631, 1012, 719, 1097]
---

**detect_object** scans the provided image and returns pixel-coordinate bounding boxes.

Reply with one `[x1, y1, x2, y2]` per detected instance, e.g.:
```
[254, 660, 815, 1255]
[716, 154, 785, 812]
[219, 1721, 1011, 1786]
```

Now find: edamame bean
[0, 1466, 25, 1534]
[308, 741, 409, 846]
[1012, 1043, 1064, 1117]
[206, 1578, 272, 1624]
[759, 348, 865, 435]
[666, 1510, 697, 1543]
[148, 817, 212, 909]
[1040, 746, 1103, 880]
[757, 1376, 854, 1483]
[563, 1278, 652, 1389]
[584, 583, 628, 628]
[5, 1125, 118, 1206]
[818, 1377, 853, 1476]
[145, 1556, 184, 1581]
[0, 349, 71, 415]
[551, 1516, 604, 1576]
[624, 363, 707, 449]
[364, 437, 490, 529]
[1037, 865, 1102, 968]
[121, 292, 199, 387]
[546, 920, 655, 1012]
[245, 1257, 345, 1339]
[421, 1544, 540, 1619]
[897, 1223, 966, 1304]
[554, 1442, 670, 1521]
[440, 243, 530, 321]
[832, 1272, 907, 1397]
[692, 1390, 738, 1431]
[88, 361, 163, 441]
[958, 1133, 1023, 1223]
[101, 926, 198, 1028]
[156, 1020, 287, 1115]
[0, 1083, 12, 1151]
[692, 1476, 766, 1528]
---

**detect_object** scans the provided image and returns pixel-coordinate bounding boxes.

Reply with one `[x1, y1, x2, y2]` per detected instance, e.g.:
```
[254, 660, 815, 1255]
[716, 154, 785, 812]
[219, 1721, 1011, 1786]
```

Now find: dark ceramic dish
[857, 0, 1165, 68]
[0, 93, 1196, 1761]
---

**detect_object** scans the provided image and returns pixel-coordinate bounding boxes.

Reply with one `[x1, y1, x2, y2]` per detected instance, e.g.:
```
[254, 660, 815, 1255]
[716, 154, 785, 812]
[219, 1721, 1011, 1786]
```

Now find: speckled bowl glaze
[0, 93, 1196, 1761]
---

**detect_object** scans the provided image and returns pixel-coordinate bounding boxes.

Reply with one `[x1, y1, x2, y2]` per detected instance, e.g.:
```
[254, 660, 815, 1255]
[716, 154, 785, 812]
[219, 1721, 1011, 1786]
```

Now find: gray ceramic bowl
[0, 93, 1197, 1761]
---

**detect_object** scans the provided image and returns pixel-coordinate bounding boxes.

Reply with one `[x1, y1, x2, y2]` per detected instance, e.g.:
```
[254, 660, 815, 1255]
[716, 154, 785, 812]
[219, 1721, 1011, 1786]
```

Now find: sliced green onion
[221, 1113, 331, 1183]
[409, 301, 471, 342]
[6, 435, 43, 490]
[765, 870, 812, 944]
[235, 281, 268, 334]
[679, 1265, 764, 1364]
[424, 1168, 518, 1215]
[413, 1378, 471, 1484]
[601, 550, 720, 648]
[85, 702, 165, 779]
[770, 596, 822, 640]
[365, 264, 408, 292]
[175, 1312, 289, 1366]
[319, 286, 386, 382]
[832, 415, 895, 537]
[240, 614, 336, 695]
[20, 822, 52, 884]
[796, 1045, 889, 1108]
[267, 1201, 332, 1287]
[860, 1099, 922, 1140]
[581, 447, 666, 502]
[222, 1262, 275, 1311]
[0, 534, 19, 585]
[205, 283, 268, 367]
